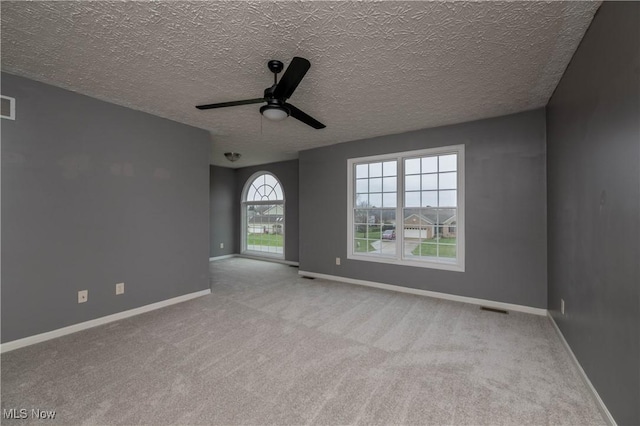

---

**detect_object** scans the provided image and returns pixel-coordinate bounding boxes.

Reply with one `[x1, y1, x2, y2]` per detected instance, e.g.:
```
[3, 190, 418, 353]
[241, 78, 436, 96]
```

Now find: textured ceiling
[1, 1, 600, 168]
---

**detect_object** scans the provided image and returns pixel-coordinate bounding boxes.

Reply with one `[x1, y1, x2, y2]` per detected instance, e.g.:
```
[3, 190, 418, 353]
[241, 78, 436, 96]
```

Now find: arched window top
[244, 173, 284, 202]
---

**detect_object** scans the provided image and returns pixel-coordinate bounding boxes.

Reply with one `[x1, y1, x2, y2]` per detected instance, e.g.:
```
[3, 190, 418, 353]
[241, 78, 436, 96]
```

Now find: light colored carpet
[1, 257, 605, 425]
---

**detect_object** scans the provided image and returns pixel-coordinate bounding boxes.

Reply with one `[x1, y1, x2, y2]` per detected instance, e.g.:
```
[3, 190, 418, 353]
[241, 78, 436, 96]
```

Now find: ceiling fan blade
[286, 103, 325, 129]
[273, 57, 311, 100]
[196, 98, 264, 110]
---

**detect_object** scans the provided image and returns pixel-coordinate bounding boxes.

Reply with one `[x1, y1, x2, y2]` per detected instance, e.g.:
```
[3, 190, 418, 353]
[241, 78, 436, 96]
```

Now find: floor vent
[480, 306, 508, 314]
[301, 276, 315, 280]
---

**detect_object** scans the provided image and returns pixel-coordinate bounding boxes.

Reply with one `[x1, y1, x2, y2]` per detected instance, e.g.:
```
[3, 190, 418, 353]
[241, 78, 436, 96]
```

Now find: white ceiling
[1, 1, 599, 168]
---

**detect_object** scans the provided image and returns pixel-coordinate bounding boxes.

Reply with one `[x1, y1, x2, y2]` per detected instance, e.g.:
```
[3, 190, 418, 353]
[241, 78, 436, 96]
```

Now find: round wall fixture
[224, 152, 241, 162]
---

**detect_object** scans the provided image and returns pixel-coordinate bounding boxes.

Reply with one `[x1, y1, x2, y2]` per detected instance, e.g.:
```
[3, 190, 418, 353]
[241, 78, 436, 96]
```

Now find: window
[347, 145, 465, 271]
[242, 172, 284, 258]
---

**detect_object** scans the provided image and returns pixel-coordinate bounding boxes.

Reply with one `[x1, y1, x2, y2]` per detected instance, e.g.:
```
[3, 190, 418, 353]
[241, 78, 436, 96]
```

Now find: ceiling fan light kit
[224, 152, 241, 162]
[196, 57, 325, 129]
[260, 104, 289, 121]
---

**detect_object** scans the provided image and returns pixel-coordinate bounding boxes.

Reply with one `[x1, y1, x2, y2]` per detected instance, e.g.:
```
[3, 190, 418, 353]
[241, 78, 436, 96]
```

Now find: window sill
[347, 253, 465, 272]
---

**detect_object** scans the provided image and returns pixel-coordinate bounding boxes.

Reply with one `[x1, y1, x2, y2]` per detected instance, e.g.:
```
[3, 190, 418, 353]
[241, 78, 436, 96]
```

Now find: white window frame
[241, 171, 285, 259]
[347, 145, 465, 272]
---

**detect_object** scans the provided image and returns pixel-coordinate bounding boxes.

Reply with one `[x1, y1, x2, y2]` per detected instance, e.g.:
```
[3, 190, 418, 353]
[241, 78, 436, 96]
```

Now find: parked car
[382, 230, 396, 240]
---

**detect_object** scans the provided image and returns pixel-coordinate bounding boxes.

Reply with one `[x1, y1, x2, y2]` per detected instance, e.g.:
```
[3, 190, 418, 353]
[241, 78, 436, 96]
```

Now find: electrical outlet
[78, 290, 88, 303]
[336, 257, 341, 265]
[561, 298, 565, 315]
[116, 282, 125, 295]
[220, 243, 224, 249]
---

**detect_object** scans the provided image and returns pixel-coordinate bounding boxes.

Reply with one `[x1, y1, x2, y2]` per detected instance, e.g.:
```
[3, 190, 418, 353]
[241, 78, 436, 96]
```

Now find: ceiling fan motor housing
[268, 60, 284, 74]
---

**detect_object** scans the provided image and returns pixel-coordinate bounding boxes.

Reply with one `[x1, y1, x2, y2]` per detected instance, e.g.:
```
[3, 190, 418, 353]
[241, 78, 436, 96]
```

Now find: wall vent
[1, 95, 16, 120]
[480, 306, 508, 314]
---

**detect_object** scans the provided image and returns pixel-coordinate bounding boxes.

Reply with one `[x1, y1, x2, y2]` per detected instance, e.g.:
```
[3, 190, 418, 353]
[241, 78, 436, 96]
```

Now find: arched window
[242, 172, 285, 258]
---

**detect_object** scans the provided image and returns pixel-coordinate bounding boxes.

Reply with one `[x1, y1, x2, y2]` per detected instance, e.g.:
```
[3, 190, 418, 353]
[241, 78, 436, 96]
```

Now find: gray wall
[299, 109, 547, 308]
[210, 165, 238, 257]
[235, 160, 299, 262]
[1, 73, 211, 343]
[546, 2, 640, 425]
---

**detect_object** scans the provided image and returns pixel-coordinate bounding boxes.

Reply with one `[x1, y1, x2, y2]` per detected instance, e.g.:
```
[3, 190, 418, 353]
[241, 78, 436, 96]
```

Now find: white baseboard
[209, 254, 235, 261]
[0, 289, 211, 354]
[297, 270, 547, 316]
[547, 313, 616, 426]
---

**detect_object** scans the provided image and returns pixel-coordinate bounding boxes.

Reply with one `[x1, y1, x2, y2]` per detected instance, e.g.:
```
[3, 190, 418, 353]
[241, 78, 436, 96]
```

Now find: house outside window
[347, 145, 465, 272]
[242, 172, 285, 258]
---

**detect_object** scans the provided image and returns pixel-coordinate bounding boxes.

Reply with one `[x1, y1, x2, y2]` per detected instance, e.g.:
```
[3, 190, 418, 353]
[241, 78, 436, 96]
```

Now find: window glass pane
[442, 226, 457, 242]
[264, 174, 277, 188]
[405, 175, 420, 191]
[439, 190, 457, 207]
[368, 239, 382, 253]
[405, 191, 420, 207]
[356, 164, 369, 178]
[354, 209, 368, 224]
[356, 193, 368, 206]
[369, 162, 382, 177]
[416, 242, 438, 258]
[356, 178, 368, 193]
[405, 158, 421, 175]
[371, 210, 382, 224]
[421, 207, 438, 230]
[421, 174, 437, 190]
[421, 191, 438, 207]
[247, 186, 257, 201]
[402, 208, 424, 257]
[383, 177, 396, 192]
[369, 193, 382, 208]
[354, 239, 370, 252]
[382, 192, 396, 208]
[369, 177, 382, 192]
[421, 157, 437, 173]
[439, 154, 457, 172]
[380, 225, 396, 254]
[381, 209, 396, 224]
[383, 161, 397, 177]
[437, 208, 457, 226]
[439, 172, 457, 190]
[438, 242, 456, 259]
[266, 187, 277, 200]
[367, 224, 381, 239]
[273, 184, 283, 200]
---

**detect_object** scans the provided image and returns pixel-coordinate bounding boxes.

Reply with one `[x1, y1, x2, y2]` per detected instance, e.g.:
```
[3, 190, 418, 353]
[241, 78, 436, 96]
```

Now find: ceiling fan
[196, 57, 325, 129]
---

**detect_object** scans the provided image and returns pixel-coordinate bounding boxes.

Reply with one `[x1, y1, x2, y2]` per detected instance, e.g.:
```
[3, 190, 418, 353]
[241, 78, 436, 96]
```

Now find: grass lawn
[355, 231, 381, 240]
[412, 238, 456, 258]
[247, 233, 283, 247]
[355, 239, 376, 252]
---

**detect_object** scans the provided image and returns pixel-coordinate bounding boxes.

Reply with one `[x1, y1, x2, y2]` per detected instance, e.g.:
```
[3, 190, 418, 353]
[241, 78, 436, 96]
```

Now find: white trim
[347, 145, 465, 272]
[1, 95, 16, 120]
[238, 254, 299, 266]
[298, 270, 547, 316]
[547, 314, 617, 426]
[0, 289, 211, 353]
[209, 254, 235, 261]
